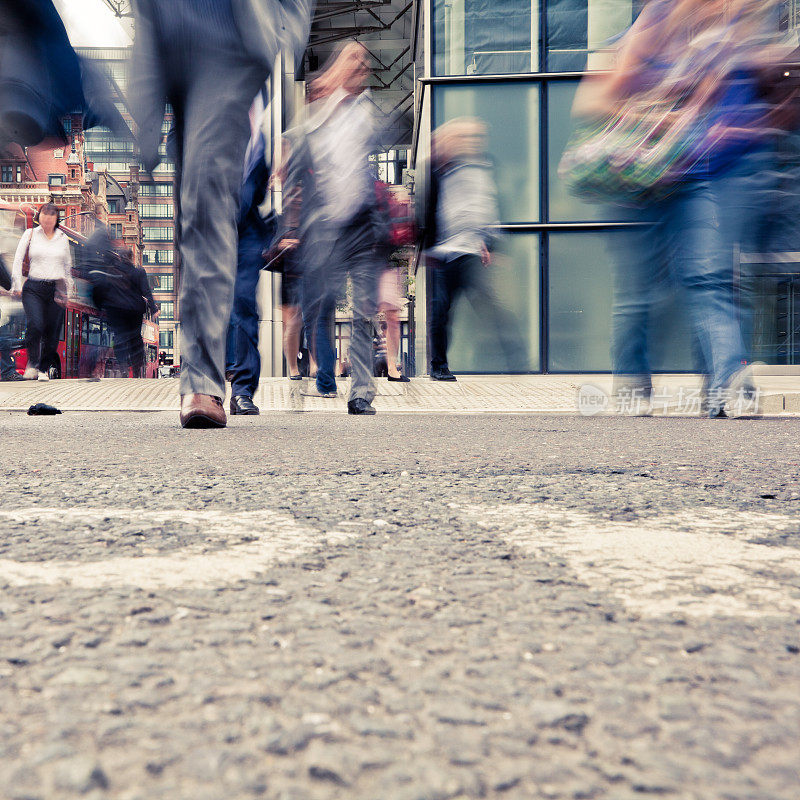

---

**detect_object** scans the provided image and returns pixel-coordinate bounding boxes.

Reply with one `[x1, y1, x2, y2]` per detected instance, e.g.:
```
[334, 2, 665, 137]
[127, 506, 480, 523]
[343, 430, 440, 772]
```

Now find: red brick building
[0, 113, 96, 236]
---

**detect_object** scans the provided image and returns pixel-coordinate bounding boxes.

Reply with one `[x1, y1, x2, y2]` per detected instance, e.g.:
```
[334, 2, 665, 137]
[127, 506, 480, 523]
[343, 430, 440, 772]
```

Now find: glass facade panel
[548, 231, 694, 371]
[434, 0, 539, 75]
[434, 84, 540, 223]
[546, 0, 638, 71]
[547, 81, 621, 222]
[443, 234, 540, 373]
[548, 231, 614, 371]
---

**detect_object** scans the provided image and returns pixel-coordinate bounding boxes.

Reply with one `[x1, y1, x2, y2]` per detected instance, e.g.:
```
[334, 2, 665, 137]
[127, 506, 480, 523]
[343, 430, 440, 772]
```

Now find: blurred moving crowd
[2, 0, 800, 425]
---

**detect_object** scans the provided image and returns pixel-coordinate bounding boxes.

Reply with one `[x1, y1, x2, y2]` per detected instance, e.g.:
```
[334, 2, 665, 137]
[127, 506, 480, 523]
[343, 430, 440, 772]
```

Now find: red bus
[0, 202, 159, 379]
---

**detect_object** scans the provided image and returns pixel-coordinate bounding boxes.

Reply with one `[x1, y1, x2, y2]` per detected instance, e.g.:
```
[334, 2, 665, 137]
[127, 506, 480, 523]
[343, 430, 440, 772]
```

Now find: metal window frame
[421, 0, 644, 373]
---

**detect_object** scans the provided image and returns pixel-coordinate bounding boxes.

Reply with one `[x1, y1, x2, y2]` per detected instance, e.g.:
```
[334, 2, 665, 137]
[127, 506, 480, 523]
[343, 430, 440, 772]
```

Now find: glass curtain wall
[429, 0, 698, 373]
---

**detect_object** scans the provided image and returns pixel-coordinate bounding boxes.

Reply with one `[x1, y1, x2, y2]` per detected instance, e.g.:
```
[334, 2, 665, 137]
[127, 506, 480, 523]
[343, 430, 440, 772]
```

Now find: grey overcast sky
[54, 0, 132, 47]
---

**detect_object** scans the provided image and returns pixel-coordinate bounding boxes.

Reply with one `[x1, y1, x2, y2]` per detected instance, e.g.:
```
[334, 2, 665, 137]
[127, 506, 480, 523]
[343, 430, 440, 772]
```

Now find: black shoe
[387, 374, 410, 383]
[230, 395, 260, 415]
[1, 372, 23, 381]
[347, 398, 376, 415]
[430, 367, 457, 381]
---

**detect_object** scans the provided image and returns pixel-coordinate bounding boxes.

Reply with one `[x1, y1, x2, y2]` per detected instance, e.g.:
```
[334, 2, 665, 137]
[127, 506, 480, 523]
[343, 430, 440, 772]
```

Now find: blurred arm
[572, 6, 658, 118]
[10, 229, 31, 294]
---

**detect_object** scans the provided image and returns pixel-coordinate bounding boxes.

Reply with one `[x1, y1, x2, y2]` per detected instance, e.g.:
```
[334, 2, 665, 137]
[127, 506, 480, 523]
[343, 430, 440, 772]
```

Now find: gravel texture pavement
[1, 411, 799, 800]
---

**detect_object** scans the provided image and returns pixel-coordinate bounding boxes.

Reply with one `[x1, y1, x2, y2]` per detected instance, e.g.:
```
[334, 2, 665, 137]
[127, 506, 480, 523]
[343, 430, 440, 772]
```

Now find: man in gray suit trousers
[130, 0, 314, 428]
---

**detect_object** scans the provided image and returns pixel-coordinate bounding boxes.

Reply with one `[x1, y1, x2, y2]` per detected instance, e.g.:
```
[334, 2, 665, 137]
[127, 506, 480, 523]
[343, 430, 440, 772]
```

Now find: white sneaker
[23, 366, 38, 380]
[37, 371, 50, 382]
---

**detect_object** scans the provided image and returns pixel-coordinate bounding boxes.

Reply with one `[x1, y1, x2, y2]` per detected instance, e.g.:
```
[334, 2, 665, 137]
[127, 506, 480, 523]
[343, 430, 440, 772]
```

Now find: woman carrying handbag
[10, 203, 74, 381]
[561, 0, 785, 417]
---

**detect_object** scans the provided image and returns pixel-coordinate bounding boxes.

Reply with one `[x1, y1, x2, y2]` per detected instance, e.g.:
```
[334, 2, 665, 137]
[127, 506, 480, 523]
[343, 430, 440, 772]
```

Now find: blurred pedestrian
[267, 140, 315, 383]
[281, 43, 386, 415]
[129, 0, 314, 427]
[567, 0, 783, 416]
[10, 203, 73, 381]
[0, 296, 23, 380]
[226, 89, 274, 416]
[425, 118, 524, 381]
[86, 205, 159, 378]
[0, 0, 127, 148]
[373, 321, 388, 377]
[375, 180, 412, 382]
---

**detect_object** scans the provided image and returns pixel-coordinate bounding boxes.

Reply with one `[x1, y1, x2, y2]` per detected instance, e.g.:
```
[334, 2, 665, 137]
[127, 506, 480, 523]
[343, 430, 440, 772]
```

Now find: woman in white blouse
[11, 203, 74, 380]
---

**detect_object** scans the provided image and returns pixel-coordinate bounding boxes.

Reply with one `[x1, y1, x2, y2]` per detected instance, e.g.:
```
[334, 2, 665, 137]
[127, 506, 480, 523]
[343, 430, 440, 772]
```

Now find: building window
[142, 226, 173, 242]
[109, 223, 124, 239]
[159, 330, 174, 349]
[434, 0, 540, 75]
[159, 301, 175, 321]
[15, 166, 22, 182]
[143, 249, 174, 265]
[63, 118, 72, 133]
[148, 273, 174, 292]
[139, 203, 174, 219]
[107, 198, 124, 214]
[139, 183, 173, 197]
[1, 166, 12, 182]
[373, 149, 408, 185]
[48, 174, 66, 186]
[547, 0, 638, 72]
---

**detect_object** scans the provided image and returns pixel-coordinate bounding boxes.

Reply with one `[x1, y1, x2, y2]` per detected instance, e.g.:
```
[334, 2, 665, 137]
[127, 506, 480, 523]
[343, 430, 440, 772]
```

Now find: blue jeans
[301, 214, 378, 402]
[611, 153, 771, 398]
[226, 226, 265, 398]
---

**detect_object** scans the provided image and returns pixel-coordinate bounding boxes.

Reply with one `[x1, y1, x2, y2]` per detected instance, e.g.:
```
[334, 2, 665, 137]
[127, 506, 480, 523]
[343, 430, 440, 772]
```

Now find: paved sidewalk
[0, 374, 799, 414]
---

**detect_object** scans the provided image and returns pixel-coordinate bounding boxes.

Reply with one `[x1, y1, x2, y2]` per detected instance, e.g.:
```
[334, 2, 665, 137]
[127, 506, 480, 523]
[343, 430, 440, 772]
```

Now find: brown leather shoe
[180, 394, 227, 429]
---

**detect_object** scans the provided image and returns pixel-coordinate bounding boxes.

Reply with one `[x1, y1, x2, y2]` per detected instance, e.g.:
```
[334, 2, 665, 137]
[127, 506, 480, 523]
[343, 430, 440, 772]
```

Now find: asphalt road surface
[1, 411, 799, 800]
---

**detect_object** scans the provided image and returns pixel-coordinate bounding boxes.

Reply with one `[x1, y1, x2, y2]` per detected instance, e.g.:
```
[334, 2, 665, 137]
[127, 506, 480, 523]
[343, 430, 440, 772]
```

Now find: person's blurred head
[36, 202, 60, 234]
[310, 42, 370, 101]
[432, 118, 489, 168]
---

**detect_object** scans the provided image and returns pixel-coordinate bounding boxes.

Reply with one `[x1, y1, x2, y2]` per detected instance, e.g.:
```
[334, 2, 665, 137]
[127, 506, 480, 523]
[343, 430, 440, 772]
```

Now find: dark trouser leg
[227, 227, 264, 398]
[312, 294, 337, 394]
[42, 298, 64, 374]
[21, 280, 51, 370]
[347, 232, 378, 404]
[429, 259, 460, 371]
[107, 311, 138, 372]
[300, 228, 341, 395]
[169, 51, 266, 398]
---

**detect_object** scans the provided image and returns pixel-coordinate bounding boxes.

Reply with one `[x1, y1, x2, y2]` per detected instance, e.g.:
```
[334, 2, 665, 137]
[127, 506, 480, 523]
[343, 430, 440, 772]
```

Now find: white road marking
[0, 508, 356, 589]
[463, 504, 800, 618]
